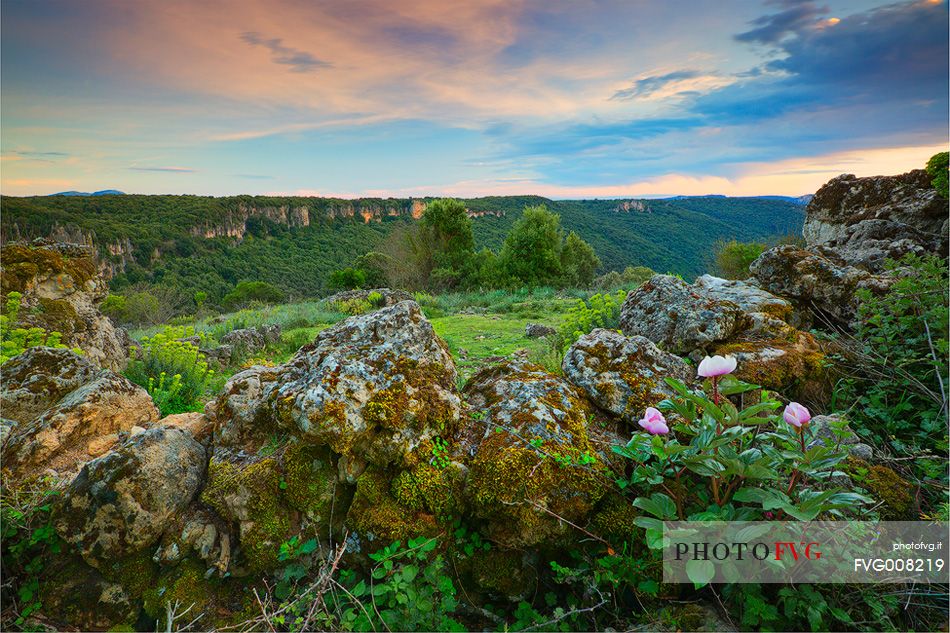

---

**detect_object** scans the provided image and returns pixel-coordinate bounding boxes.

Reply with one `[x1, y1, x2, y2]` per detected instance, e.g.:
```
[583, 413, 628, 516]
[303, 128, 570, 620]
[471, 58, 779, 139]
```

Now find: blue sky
[1, 0, 947, 197]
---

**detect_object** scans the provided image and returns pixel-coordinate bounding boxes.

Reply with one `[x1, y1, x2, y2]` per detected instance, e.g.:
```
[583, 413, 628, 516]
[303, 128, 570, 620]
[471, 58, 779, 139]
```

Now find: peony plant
[613, 356, 869, 547]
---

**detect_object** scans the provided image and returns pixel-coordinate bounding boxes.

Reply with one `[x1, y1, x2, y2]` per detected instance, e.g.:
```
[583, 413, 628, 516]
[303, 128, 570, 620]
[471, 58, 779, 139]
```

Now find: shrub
[593, 266, 654, 291]
[124, 326, 214, 416]
[366, 291, 384, 308]
[615, 375, 867, 533]
[835, 253, 949, 455]
[222, 281, 286, 311]
[713, 239, 766, 279]
[334, 298, 372, 316]
[327, 267, 367, 291]
[554, 290, 626, 351]
[926, 151, 949, 198]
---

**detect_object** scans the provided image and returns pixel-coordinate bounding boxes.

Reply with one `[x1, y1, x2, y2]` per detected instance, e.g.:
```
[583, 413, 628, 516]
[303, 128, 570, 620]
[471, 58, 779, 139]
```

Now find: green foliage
[418, 198, 477, 290]
[327, 267, 367, 291]
[713, 238, 766, 279]
[0, 479, 64, 628]
[333, 537, 464, 632]
[559, 231, 601, 287]
[124, 326, 214, 415]
[222, 280, 286, 311]
[614, 376, 867, 540]
[0, 292, 79, 364]
[499, 204, 565, 286]
[926, 151, 949, 198]
[334, 298, 372, 316]
[554, 290, 626, 351]
[837, 254, 949, 456]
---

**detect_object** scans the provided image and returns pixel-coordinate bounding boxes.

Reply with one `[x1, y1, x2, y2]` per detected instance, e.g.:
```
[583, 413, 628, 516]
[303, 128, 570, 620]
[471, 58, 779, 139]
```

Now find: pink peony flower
[697, 355, 737, 378]
[638, 407, 670, 435]
[783, 402, 811, 428]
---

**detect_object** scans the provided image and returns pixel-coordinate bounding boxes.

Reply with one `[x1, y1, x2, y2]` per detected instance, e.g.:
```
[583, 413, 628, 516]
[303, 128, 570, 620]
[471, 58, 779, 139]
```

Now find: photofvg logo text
[674, 540, 822, 562]
[662, 521, 949, 584]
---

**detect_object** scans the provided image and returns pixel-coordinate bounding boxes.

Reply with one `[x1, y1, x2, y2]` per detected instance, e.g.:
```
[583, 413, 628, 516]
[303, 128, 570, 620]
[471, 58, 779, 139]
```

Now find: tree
[499, 205, 564, 286]
[351, 251, 394, 287]
[418, 198, 476, 288]
[926, 151, 948, 198]
[713, 239, 766, 280]
[560, 231, 600, 287]
[327, 267, 367, 291]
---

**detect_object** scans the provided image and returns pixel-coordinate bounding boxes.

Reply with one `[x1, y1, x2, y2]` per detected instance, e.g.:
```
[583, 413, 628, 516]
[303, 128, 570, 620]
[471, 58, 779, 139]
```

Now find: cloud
[240, 31, 331, 72]
[612, 70, 703, 100]
[735, 1, 828, 44]
[129, 166, 196, 173]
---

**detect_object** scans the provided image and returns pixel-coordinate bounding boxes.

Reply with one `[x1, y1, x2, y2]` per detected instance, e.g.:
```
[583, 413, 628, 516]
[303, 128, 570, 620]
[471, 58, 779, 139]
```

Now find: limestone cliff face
[615, 199, 648, 212]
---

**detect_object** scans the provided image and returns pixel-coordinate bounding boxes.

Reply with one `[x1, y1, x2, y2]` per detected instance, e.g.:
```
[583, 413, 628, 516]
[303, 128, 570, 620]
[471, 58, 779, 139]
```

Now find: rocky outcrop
[619, 274, 751, 354]
[54, 427, 207, 569]
[209, 301, 461, 469]
[462, 360, 609, 547]
[0, 347, 102, 423]
[1, 348, 159, 480]
[325, 287, 415, 309]
[1, 240, 129, 370]
[802, 169, 948, 269]
[220, 324, 281, 354]
[563, 329, 691, 424]
[270, 301, 461, 467]
[750, 246, 892, 326]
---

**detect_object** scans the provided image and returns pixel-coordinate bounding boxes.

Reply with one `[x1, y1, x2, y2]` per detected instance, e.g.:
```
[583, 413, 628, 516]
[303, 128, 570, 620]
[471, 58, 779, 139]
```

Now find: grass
[430, 313, 561, 381]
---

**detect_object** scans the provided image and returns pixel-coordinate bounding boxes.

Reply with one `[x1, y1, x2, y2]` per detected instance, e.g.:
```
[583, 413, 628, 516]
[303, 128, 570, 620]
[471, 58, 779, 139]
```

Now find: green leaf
[686, 559, 715, 587]
[633, 493, 677, 519]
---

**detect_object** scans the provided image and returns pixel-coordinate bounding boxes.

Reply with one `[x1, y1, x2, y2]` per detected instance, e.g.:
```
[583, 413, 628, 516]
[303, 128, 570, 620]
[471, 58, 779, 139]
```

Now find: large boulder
[562, 329, 691, 424]
[268, 300, 461, 467]
[803, 170, 948, 270]
[462, 360, 609, 548]
[1, 348, 159, 480]
[54, 427, 207, 569]
[619, 274, 750, 354]
[0, 240, 129, 370]
[750, 246, 892, 325]
[0, 347, 101, 423]
[208, 301, 461, 469]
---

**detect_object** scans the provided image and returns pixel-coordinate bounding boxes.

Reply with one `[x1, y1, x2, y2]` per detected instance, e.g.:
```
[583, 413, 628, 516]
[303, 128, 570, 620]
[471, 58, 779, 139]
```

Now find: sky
[1, 0, 947, 198]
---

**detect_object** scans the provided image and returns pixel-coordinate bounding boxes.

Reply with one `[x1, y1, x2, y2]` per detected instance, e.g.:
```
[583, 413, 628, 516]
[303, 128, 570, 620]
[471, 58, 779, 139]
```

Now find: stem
[712, 375, 720, 406]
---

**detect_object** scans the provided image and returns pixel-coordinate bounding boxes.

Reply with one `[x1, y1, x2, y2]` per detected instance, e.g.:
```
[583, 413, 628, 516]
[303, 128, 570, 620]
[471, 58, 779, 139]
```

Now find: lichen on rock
[563, 328, 691, 425]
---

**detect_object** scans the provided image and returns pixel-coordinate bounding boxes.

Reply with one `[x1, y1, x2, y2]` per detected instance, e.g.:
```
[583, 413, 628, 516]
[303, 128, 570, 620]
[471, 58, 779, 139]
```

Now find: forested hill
[0, 193, 804, 299]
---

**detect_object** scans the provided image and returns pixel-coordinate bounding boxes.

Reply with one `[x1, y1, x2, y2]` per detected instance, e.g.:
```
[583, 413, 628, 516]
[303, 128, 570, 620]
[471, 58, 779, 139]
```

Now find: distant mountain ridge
[1, 193, 806, 300]
[50, 190, 125, 197]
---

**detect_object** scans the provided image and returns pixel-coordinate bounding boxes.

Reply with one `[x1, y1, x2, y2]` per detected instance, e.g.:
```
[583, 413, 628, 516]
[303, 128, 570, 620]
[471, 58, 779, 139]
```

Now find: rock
[325, 288, 414, 309]
[619, 274, 750, 354]
[803, 170, 948, 270]
[54, 427, 207, 569]
[207, 365, 281, 449]
[694, 275, 802, 328]
[714, 330, 832, 406]
[463, 359, 608, 547]
[525, 323, 557, 338]
[221, 324, 277, 354]
[805, 414, 873, 460]
[201, 442, 347, 574]
[750, 246, 892, 325]
[2, 353, 159, 480]
[0, 240, 129, 370]
[201, 343, 233, 367]
[86, 434, 119, 457]
[39, 557, 139, 630]
[562, 329, 691, 424]
[0, 418, 15, 447]
[265, 300, 461, 467]
[157, 411, 212, 442]
[0, 347, 101, 423]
